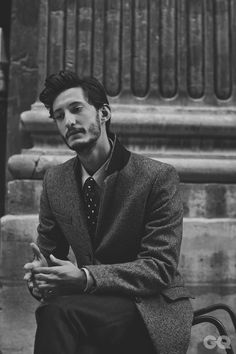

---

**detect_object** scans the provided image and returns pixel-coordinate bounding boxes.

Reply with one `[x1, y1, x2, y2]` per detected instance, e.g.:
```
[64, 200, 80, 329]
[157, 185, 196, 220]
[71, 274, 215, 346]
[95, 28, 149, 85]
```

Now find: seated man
[24, 70, 193, 354]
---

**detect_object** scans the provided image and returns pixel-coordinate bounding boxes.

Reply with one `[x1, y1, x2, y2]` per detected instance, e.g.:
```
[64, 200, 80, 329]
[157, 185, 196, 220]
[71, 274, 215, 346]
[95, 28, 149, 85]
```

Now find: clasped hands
[24, 243, 86, 299]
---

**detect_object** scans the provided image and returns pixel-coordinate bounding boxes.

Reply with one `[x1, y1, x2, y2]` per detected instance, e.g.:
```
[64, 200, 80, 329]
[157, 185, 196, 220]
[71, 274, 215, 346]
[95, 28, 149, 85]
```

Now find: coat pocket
[161, 286, 194, 302]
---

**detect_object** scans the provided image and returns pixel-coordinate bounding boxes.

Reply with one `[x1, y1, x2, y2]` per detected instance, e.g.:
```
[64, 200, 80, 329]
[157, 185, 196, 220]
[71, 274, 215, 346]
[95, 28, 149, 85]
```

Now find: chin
[69, 137, 98, 153]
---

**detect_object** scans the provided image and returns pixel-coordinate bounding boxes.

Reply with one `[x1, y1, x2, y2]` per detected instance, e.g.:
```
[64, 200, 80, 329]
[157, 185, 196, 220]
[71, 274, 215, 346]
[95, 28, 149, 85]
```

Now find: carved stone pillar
[11, 0, 236, 182]
[31, 0, 236, 102]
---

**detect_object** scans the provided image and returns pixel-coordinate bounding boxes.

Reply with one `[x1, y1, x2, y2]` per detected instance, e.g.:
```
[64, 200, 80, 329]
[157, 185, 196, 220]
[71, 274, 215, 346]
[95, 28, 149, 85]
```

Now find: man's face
[52, 87, 101, 153]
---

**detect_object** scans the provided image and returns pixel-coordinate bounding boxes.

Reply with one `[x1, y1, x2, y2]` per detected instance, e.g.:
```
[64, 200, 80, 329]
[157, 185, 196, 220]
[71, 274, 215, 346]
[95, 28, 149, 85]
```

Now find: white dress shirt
[81, 155, 110, 191]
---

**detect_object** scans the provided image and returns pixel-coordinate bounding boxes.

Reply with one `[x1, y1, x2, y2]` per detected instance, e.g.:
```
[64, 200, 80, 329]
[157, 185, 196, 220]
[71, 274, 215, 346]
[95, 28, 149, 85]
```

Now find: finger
[34, 280, 48, 287]
[28, 280, 34, 289]
[24, 272, 32, 281]
[50, 254, 68, 266]
[33, 266, 64, 274]
[32, 267, 55, 274]
[34, 273, 56, 282]
[30, 242, 42, 260]
[38, 283, 56, 290]
[32, 288, 43, 297]
[24, 262, 35, 270]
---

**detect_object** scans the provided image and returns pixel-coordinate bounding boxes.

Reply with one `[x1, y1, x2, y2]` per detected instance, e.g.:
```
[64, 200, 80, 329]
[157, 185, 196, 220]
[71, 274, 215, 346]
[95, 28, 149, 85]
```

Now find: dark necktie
[83, 177, 99, 238]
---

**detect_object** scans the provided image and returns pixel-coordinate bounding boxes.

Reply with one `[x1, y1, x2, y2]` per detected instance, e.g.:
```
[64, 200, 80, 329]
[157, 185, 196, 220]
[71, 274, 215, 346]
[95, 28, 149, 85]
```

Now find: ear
[99, 104, 111, 123]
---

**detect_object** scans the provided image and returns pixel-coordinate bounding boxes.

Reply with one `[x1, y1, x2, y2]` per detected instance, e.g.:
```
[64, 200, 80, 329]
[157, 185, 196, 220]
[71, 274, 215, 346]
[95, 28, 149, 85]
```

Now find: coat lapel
[62, 136, 131, 256]
[94, 171, 119, 248]
[62, 158, 93, 262]
[93, 135, 131, 248]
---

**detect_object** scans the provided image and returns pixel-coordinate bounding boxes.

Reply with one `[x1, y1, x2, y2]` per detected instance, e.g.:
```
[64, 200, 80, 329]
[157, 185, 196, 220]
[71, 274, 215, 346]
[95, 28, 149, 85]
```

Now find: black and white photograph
[0, 1, 236, 353]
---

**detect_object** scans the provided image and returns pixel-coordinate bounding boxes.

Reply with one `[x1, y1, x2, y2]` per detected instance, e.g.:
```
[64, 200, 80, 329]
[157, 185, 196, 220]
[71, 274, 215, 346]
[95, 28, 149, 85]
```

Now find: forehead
[53, 87, 88, 111]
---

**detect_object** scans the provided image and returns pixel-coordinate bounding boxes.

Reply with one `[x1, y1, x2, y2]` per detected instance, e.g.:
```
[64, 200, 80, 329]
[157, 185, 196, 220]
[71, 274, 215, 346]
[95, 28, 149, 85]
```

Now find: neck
[78, 131, 111, 175]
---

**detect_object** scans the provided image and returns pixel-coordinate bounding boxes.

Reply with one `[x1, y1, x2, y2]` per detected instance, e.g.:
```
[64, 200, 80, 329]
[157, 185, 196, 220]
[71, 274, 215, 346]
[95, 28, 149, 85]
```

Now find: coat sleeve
[37, 170, 69, 264]
[86, 164, 184, 297]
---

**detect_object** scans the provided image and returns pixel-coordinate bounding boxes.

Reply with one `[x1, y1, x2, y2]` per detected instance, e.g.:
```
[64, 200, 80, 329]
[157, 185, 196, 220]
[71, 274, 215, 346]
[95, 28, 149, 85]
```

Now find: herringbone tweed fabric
[37, 135, 193, 354]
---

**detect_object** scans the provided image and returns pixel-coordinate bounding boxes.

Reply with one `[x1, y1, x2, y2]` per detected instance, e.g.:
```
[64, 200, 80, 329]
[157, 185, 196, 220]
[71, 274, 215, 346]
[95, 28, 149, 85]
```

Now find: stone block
[181, 183, 236, 218]
[0, 285, 235, 354]
[1, 215, 236, 353]
[1, 214, 236, 287]
[180, 218, 236, 285]
[7, 151, 236, 183]
[8, 153, 73, 180]
[0, 214, 77, 281]
[0, 283, 36, 354]
[21, 102, 236, 144]
[6, 180, 236, 219]
[7, 180, 42, 214]
[0, 214, 38, 281]
[0, 284, 235, 354]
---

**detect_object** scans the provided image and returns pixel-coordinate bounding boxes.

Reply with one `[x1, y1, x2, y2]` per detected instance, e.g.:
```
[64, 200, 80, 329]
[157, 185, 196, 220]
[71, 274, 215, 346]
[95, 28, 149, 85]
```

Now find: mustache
[66, 127, 85, 139]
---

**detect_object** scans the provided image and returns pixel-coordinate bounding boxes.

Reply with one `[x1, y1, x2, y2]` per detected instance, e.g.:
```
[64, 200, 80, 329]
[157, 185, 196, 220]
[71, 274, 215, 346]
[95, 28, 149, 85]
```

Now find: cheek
[89, 121, 101, 134]
[56, 121, 66, 135]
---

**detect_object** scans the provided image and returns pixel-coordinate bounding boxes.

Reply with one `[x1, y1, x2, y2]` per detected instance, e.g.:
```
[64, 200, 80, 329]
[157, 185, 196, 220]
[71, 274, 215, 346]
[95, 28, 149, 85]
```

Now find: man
[24, 70, 193, 354]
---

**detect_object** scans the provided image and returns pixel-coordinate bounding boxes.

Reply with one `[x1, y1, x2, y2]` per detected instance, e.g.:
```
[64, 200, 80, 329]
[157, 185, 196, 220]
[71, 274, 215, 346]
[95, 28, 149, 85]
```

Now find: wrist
[81, 267, 96, 293]
[80, 268, 87, 290]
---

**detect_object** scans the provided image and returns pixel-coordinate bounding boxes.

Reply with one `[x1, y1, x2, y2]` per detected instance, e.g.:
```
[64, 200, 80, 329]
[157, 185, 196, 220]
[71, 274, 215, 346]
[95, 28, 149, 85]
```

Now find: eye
[70, 106, 83, 114]
[53, 111, 64, 121]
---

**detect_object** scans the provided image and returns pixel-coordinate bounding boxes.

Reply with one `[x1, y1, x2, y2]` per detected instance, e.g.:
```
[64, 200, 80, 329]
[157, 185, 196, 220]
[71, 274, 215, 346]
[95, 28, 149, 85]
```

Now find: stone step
[180, 218, 236, 284]
[21, 103, 236, 152]
[6, 180, 236, 218]
[0, 283, 37, 354]
[0, 214, 236, 354]
[0, 215, 38, 281]
[8, 152, 236, 182]
[0, 282, 235, 354]
[1, 215, 236, 286]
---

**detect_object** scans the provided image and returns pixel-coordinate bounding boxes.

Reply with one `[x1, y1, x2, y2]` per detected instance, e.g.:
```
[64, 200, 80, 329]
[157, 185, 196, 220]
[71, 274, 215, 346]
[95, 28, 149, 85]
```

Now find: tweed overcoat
[37, 136, 193, 354]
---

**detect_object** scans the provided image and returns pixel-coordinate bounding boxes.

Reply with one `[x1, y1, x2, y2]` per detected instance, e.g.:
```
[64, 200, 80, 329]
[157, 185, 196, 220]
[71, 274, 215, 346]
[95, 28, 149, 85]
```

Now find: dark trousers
[34, 294, 155, 354]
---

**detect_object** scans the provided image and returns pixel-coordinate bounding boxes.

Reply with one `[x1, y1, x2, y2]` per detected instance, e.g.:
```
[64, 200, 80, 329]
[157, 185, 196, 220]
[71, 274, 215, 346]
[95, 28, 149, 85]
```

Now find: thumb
[30, 242, 42, 260]
[50, 254, 68, 266]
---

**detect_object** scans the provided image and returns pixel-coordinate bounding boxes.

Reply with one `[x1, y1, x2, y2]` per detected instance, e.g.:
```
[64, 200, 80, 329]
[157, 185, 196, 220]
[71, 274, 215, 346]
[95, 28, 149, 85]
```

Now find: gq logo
[203, 335, 231, 350]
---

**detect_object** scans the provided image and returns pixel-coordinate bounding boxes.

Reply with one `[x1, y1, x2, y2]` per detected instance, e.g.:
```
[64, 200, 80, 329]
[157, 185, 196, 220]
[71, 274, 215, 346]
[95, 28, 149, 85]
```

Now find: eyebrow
[53, 101, 84, 114]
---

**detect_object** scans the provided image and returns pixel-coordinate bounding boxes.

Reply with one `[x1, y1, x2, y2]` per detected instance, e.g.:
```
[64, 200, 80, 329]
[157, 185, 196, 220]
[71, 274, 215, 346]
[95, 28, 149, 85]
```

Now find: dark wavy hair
[39, 70, 111, 133]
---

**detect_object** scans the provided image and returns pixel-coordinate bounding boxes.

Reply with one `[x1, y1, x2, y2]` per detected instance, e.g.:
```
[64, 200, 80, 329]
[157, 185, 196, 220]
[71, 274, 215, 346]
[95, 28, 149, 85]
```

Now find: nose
[64, 111, 76, 128]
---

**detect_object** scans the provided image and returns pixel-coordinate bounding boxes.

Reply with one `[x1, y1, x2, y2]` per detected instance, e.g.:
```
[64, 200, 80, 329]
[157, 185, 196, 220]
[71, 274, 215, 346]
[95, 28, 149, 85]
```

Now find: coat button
[135, 296, 142, 303]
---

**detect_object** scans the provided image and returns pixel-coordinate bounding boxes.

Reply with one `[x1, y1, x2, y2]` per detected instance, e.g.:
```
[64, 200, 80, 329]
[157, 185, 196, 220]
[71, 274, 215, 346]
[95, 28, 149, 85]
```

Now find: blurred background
[0, 1, 236, 353]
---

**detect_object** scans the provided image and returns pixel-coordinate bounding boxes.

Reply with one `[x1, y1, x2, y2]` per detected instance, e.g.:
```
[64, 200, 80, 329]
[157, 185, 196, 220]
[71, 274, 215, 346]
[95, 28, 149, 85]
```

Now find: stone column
[9, 0, 236, 181]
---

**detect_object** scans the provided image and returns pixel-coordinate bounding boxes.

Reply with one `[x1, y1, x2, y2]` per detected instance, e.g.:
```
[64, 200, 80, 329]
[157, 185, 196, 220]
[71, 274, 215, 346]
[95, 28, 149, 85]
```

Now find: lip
[66, 129, 84, 139]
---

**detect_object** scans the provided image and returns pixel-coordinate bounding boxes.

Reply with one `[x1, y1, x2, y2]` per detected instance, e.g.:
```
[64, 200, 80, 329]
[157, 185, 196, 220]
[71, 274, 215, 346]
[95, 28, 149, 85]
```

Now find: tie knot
[84, 177, 96, 189]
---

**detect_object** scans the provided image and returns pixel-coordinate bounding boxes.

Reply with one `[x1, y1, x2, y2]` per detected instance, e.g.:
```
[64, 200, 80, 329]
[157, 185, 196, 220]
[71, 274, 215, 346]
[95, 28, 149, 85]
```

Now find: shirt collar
[81, 139, 113, 188]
